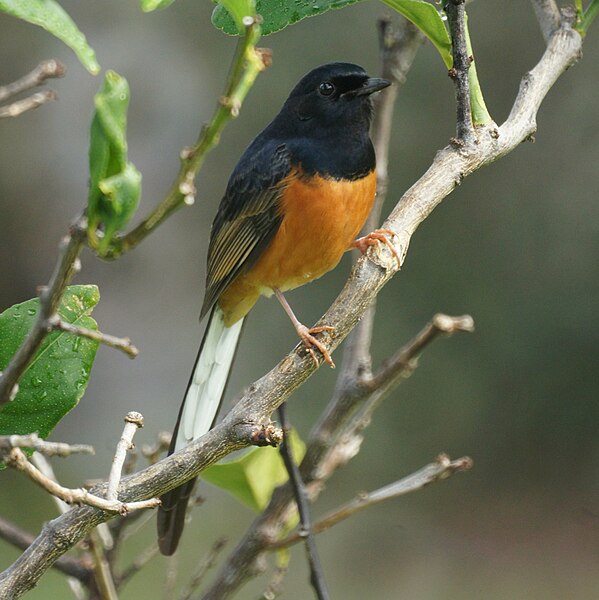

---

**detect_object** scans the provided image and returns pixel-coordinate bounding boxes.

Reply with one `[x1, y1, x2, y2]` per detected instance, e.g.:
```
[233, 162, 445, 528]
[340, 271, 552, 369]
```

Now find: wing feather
[200, 142, 294, 318]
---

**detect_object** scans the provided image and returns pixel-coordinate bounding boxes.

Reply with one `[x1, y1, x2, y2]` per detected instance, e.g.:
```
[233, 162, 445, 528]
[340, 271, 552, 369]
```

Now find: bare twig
[0, 18, 584, 600]
[48, 315, 139, 359]
[5, 448, 160, 514]
[164, 555, 178, 600]
[367, 313, 474, 391]
[445, 0, 475, 144]
[272, 455, 472, 549]
[0, 60, 65, 103]
[178, 538, 227, 600]
[0, 434, 94, 458]
[103, 20, 268, 259]
[116, 543, 160, 587]
[261, 564, 288, 600]
[141, 431, 172, 465]
[0, 90, 57, 118]
[107, 412, 145, 501]
[278, 405, 330, 600]
[0, 215, 87, 407]
[530, 0, 561, 41]
[88, 530, 118, 600]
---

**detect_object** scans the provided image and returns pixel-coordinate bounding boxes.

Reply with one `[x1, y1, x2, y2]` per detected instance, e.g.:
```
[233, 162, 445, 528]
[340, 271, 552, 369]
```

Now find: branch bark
[0, 216, 86, 407]
[0, 15, 583, 600]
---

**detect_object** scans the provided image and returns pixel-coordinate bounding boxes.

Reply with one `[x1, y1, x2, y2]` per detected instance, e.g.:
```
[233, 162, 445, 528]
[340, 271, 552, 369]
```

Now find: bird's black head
[276, 62, 390, 134]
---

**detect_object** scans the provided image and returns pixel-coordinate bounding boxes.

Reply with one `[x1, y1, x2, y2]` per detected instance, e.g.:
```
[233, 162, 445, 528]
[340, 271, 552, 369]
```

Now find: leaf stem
[579, 0, 599, 35]
[104, 19, 266, 259]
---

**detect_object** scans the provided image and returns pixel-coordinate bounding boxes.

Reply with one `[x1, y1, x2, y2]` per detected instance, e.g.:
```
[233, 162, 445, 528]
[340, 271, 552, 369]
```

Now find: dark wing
[200, 142, 294, 318]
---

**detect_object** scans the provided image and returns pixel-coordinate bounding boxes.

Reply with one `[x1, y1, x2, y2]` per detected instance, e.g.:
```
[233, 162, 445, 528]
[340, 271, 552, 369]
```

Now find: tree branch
[5, 448, 160, 514]
[0, 60, 65, 103]
[48, 316, 139, 359]
[0, 18, 584, 600]
[0, 434, 94, 458]
[107, 412, 145, 501]
[278, 405, 330, 600]
[530, 0, 561, 42]
[0, 90, 57, 118]
[272, 454, 472, 549]
[0, 516, 91, 583]
[103, 19, 268, 259]
[445, 0, 475, 144]
[0, 216, 87, 407]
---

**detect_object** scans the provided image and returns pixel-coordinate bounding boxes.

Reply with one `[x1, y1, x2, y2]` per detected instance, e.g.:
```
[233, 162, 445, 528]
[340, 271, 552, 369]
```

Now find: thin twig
[164, 555, 178, 600]
[0, 90, 57, 118]
[88, 530, 118, 600]
[48, 315, 139, 359]
[445, 0, 475, 144]
[278, 405, 330, 600]
[178, 538, 227, 600]
[272, 455, 473, 549]
[366, 314, 474, 391]
[116, 543, 160, 587]
[0, 433, 94, 458]
[0, 60, 65, 103]
[30, 453, 71, 515]
[141, 431, 172, 465]
[261, 564, 288, 600]
[5, 448, 160, 514]
[107, 412, 145, 501]
[0, 215, 87, 407]
[0, 19, 584, 600]
[28, 453, 89, 600]
[103, 19, 268, 259]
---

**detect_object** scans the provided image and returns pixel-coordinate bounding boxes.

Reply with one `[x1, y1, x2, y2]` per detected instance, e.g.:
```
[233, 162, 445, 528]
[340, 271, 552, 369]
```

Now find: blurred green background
[2, 1, 599, 598]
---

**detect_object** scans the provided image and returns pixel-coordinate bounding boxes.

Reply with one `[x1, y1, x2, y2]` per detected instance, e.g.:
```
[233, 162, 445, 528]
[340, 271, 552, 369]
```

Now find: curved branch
[0, 21, 583, 600]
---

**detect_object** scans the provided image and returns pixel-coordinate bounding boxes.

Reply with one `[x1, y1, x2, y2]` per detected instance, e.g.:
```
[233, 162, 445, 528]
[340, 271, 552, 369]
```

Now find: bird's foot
[352, 228, 401, 268]
[296, 324, 335, 368]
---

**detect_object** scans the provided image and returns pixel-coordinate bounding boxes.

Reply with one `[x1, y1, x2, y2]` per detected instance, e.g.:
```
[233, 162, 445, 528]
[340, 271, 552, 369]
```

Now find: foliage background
[1, 1, 599, 598]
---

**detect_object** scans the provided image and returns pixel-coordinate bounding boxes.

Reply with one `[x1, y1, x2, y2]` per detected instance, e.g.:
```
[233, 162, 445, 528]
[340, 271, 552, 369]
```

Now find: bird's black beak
[342, 77, 391, 98]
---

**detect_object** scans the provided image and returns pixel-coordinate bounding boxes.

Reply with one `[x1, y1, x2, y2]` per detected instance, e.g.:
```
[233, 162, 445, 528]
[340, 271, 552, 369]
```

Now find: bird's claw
[296, 324, 335, 368]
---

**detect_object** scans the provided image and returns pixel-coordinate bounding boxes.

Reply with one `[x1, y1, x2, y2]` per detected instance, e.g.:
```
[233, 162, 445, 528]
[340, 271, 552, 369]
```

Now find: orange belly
[218, 169, 376, 326]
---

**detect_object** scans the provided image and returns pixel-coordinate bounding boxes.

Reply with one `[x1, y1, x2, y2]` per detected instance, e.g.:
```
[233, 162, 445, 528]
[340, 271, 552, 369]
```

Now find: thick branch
[0, 21, 583, 600]
[530, 0, 561, 42]
[0, 516, 91, 583]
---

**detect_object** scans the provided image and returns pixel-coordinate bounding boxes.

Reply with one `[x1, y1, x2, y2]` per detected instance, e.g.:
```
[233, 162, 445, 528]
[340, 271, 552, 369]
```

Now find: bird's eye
[318, 81, 335, 96]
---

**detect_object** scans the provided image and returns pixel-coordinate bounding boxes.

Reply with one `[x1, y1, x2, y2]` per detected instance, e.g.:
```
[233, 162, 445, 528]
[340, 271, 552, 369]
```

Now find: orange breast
[218, 169, 376, 326]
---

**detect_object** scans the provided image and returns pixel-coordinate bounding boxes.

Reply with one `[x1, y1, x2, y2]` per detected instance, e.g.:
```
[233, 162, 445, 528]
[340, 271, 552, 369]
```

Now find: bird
[157, 62, 393, 555]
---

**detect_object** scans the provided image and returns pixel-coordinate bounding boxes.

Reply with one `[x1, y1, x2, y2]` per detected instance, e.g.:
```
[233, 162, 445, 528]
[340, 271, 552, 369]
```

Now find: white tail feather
[175, 306, 243, 451]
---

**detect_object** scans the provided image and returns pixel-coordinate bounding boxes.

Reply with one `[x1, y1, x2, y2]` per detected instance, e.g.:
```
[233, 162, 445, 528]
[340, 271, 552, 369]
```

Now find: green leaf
[0, 286, 100, 441]
[212, 0, 451, 68]
[0, 0, 100, 74]
[217, 0, 256, 32]
[382, 0, 452, 67]
[212, 0, 363, 36]
[140, 0, 176, 12]
[202, 430, 305, 511]
[88, 71, 141, 255]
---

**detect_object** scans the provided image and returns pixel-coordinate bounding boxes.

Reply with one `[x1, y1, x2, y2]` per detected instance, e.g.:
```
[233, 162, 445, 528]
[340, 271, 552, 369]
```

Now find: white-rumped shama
[157, 62, 391, 555]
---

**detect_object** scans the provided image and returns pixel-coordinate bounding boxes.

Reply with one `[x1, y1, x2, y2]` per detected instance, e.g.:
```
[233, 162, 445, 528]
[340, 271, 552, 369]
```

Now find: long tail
[157, 306, 244, 555]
